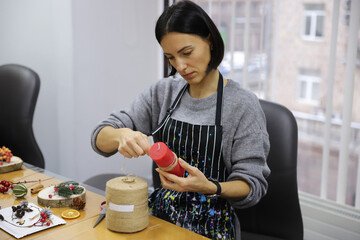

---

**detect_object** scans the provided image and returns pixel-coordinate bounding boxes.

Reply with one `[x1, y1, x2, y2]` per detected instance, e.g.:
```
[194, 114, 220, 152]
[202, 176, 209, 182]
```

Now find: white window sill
[299, 191, 360, 240]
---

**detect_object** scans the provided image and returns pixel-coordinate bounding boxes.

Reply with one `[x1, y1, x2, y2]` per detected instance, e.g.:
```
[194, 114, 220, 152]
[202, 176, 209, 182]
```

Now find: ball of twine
[105, 176, 148, 233]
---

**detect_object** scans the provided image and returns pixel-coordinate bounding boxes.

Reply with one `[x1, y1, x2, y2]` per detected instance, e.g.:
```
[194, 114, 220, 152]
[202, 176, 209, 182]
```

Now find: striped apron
[149, 74, 237, 239]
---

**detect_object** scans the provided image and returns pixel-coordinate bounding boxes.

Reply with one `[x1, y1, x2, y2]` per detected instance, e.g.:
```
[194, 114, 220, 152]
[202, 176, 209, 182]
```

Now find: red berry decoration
[48, 194, 52, 198]
[0, 180, 12, 193]
[0, 186, 9, 193]
[34, 207, 53, 226]
[0, 146, 13, 163]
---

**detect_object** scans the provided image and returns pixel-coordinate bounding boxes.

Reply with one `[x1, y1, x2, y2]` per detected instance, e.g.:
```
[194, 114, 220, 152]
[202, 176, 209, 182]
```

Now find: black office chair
[0, 64, 45, 168]
[152, 99, 303, 240]
[237, 99, 303, 240]
[83, 173, 125, 191]
[83, 172, 153, 192]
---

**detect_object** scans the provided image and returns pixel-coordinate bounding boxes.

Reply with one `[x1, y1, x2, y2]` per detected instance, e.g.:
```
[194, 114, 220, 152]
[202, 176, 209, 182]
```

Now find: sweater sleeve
[90, 77, 185, 158]
[225, 92, 270, 209]
[90, 84, 155, 157]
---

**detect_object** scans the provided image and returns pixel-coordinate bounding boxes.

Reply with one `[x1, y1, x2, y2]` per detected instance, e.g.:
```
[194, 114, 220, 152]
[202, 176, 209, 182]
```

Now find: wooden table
[0, 164, 209, 240]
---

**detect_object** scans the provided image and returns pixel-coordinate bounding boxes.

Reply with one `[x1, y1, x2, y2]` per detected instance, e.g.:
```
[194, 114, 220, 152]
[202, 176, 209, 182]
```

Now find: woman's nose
[175, 59, 187, 72]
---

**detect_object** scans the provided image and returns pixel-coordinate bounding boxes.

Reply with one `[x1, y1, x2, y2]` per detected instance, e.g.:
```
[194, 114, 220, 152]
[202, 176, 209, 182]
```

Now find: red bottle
[149, 142, 185, 177]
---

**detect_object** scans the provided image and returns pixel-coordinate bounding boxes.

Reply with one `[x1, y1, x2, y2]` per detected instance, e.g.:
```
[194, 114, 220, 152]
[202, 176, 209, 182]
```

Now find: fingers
[178, 158, 197, 175]
[137, 134, 151, 154]
[158, 168, 179, 182]
[118, 130, 151, 158]
[158, 170, 175, 185]
[156, 168, 184, 191]
[118, 145, 139, 158]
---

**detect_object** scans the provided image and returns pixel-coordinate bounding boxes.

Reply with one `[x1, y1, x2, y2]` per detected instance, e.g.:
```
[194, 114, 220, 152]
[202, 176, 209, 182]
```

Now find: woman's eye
[183, 51, 192, 56]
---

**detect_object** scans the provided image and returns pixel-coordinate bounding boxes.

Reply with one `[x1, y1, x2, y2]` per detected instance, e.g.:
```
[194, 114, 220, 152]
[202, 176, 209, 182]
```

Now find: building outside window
[302, 3, 325, 41]
[174, 0, 360, 210]
[297, 68, 320, 105]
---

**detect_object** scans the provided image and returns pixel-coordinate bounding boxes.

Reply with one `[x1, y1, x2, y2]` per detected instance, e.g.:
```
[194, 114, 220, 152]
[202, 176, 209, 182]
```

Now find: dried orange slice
[61, 209, 80, 219]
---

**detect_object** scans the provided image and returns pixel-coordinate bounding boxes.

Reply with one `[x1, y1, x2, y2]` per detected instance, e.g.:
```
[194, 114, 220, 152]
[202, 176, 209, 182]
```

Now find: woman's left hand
[156, 159, 217, 194]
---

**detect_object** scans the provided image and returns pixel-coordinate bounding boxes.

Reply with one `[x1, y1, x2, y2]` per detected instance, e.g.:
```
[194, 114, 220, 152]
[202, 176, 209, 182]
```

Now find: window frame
[297, 72, 321, 105]
[302, 6, 325, 41]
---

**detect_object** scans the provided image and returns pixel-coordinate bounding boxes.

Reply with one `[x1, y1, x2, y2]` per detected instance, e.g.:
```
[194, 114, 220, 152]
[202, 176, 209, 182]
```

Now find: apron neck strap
[167, 72, 224, 125]
[215, 73, 224, 126]
[167, 81, 189, 115]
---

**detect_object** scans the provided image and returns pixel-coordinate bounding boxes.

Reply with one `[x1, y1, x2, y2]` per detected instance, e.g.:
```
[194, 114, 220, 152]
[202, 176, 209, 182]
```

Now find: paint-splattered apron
[149, 74, 237, 239]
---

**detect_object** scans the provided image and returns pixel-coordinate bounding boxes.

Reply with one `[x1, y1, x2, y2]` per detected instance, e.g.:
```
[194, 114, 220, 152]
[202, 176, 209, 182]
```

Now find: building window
[297, 69, 320, 104]
[171, 0, 360, 210]
[302, 4, 325, 41]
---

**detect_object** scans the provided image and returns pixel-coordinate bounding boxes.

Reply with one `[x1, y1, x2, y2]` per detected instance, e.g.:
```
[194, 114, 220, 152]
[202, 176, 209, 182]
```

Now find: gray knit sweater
[91, 77, 270, 209]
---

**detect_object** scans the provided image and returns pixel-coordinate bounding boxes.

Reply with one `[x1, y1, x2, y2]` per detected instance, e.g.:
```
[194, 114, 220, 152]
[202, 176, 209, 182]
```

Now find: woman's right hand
[96, 126, 151, 158]
[116, 128, 151, 158]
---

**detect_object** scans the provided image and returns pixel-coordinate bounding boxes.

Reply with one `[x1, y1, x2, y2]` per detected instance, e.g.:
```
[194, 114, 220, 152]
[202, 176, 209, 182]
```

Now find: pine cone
[71, 197, 86, 210]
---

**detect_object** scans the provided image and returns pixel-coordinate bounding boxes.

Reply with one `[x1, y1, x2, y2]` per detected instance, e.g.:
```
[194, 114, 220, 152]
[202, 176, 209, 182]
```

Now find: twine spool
[105, 176, 148, 233]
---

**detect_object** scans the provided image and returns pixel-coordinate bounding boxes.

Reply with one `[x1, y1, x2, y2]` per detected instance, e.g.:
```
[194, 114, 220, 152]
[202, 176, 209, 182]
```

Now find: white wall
[0, 0, 64, 172]
[0, 0, 162, 184]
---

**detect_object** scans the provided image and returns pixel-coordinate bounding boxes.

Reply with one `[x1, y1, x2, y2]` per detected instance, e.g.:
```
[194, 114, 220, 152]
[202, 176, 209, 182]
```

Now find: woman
[91, 1, 270, 239]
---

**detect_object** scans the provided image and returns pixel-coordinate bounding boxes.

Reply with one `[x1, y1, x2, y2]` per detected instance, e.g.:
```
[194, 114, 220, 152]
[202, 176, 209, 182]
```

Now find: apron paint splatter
[149, 74, 237, 240]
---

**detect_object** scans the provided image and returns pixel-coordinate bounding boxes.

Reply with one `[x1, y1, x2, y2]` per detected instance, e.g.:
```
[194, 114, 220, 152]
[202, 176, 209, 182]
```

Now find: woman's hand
[156, 158, 217, 194]
[117, 128, 151, 158]
[156, 158, 251, 199]
[96, 126, 151, 158]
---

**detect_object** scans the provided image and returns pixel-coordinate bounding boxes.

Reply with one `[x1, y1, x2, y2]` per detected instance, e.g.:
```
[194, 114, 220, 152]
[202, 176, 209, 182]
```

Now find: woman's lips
[183, 72, 195, 80]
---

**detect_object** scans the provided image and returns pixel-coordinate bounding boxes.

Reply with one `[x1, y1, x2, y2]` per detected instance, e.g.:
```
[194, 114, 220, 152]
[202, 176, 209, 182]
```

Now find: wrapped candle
[149, 142, 185, 177]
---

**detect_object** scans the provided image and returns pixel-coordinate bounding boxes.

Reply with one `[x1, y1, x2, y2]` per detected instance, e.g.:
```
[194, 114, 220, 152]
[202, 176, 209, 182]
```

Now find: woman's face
[160, 32, 212, 85]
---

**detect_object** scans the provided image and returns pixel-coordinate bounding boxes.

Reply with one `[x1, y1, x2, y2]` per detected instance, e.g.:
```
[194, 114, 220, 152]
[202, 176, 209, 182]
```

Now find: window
[303, 3, 325, 41]
[171, 0, 360, 211]
[297, 69, 320, 105]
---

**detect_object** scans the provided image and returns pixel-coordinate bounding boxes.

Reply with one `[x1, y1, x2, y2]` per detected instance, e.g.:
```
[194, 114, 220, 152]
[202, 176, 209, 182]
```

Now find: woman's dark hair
[155, 0, 224, 76]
